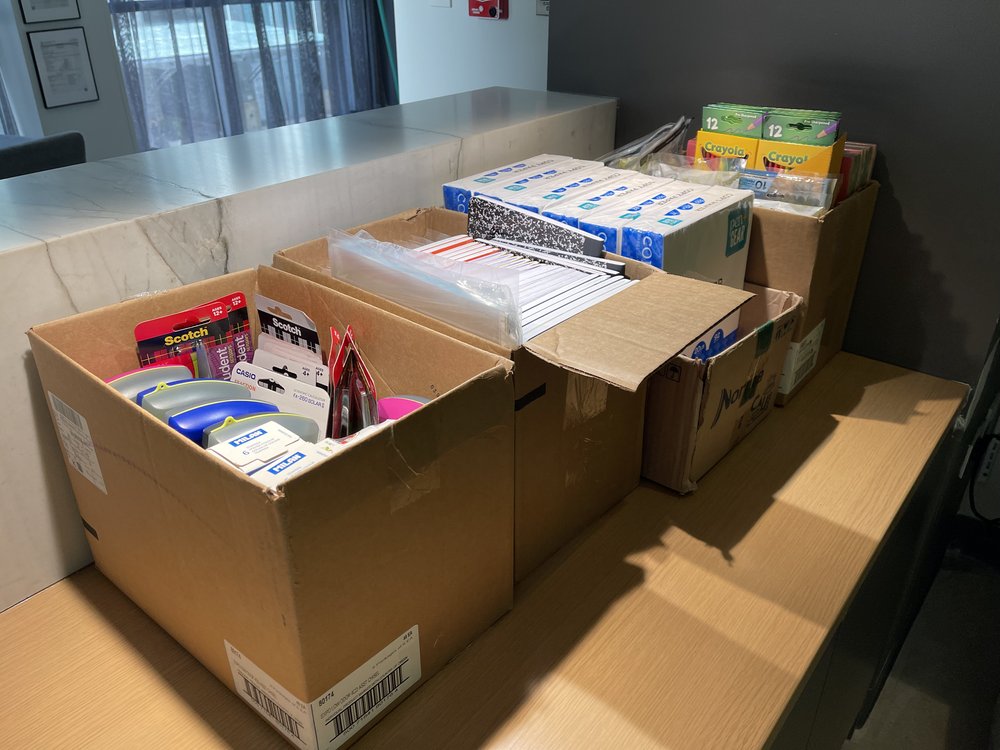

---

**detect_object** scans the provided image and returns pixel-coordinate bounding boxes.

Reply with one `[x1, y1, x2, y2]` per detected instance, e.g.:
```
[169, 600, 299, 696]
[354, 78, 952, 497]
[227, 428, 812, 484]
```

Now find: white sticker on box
[48, 392, 107, 494]
[779, 320, 826, 395]
[226, 626, 420, 750]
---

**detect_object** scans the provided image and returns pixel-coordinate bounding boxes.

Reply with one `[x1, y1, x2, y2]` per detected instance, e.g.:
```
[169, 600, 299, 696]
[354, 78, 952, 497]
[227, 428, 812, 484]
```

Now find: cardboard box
[28, 266, 516, 750]
[273, 208, 751, 580]
[643, 284, 803, 493]
[746, 181, 879, 403]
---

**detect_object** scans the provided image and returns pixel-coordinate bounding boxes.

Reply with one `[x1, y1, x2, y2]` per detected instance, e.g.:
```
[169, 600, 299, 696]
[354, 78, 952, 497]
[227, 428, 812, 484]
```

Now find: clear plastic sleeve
[738, 169, 840, 215]
[599, 116, 691, 171]
[643, 152, 745, 187]
[327, 229, 523, 348]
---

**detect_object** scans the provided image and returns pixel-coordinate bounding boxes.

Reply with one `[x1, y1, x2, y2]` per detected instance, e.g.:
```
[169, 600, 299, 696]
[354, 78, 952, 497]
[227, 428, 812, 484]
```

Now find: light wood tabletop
[0, 353, 967, 749]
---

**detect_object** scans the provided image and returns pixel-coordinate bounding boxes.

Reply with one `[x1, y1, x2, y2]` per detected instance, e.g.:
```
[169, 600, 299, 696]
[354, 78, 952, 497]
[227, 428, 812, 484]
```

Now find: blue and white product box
[471, 159, 603, 203]
[209, 420, 307, 475]
[252, 438, 344, 489]
[578, 182, 704, 253]
[540, 174, 672, 228]
[500, 167, 623, 213]
[442, 154, 570, 212]
[622, 186, 755, 360]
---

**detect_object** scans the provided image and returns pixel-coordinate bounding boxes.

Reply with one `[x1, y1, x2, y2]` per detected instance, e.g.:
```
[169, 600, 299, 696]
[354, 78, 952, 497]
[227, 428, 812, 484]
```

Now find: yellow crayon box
[754, 134, 846, 176]
[695, 129, 759, 165]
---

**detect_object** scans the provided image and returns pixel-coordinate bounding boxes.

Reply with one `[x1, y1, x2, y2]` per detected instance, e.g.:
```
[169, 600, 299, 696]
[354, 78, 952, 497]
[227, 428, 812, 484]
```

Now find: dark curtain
[108, 0, 398, 151]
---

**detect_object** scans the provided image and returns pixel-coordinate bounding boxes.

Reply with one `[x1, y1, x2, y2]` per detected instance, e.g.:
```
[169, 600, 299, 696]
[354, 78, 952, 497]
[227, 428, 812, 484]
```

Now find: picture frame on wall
[19, 0, 80, 24]
[27, 27, 98, 108]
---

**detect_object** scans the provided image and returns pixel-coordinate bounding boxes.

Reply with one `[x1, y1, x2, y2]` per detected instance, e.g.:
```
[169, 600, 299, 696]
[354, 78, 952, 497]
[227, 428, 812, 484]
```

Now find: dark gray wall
[548, 0, 1000, 385]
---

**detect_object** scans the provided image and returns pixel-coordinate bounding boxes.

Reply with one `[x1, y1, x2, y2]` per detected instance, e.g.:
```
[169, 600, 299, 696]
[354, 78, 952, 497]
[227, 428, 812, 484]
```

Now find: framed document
[19, 0, 80, 24]
[27, 27, 98, 108]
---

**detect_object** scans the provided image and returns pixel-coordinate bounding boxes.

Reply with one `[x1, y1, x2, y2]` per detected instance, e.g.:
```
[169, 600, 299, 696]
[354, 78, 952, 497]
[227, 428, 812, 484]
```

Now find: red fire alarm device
[469, 0, 509, 19]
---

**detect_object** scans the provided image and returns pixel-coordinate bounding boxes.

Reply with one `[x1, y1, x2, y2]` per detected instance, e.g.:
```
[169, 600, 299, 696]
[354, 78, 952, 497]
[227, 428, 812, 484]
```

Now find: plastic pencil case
[203, 413, 320, 448]
[141, 380, 252, 422]
[167, 400, 279, 443]
[105, 365, 192, 401]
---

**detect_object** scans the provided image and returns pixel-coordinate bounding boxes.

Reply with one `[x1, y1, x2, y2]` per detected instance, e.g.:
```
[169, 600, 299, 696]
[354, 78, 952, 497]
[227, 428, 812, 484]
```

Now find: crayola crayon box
[694, 130, 759, 166]
[754, 134, 846, 177]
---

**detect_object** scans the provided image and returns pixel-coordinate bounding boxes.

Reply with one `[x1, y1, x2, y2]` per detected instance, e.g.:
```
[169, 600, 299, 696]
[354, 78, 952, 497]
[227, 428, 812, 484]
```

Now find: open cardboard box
[28, 266, 515, 750]
[274, 208, 752, 580]
[747, 181, 878, 403]
[643, 284, 803, 493]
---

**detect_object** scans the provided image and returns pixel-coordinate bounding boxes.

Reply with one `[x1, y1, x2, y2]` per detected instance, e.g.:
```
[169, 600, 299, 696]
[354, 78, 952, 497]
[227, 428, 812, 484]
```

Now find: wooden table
[0, 354, 967, 749]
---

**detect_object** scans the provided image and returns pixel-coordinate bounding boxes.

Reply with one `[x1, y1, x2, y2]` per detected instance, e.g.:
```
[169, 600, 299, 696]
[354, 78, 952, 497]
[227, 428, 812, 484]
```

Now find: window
[108, 0, 397, 151]
[0, 68, 18, 136]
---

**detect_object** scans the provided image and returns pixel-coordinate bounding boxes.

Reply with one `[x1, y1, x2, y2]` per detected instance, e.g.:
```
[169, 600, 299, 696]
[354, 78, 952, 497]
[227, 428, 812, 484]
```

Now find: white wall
[4, 0, 136, 158]
[394, 0, 549, 104]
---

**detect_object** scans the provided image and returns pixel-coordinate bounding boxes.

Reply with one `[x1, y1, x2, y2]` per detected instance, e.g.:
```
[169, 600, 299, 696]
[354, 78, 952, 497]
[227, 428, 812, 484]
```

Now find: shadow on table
[63, 358, 949, 750]
[358, 358, 953, 748]
[69, 568, 286, 749]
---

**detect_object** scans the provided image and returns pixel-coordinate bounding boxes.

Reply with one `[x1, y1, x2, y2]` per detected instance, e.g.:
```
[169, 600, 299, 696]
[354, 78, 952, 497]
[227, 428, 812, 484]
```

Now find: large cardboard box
[643, 284, 803, 493]
[28, 266, 516, 750]
[273, 208, 751, 580]
[747, 181, 878, 403]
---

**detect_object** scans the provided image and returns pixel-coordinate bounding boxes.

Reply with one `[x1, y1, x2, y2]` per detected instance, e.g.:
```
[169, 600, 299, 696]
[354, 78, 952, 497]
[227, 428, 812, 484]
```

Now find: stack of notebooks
[414, 230, 633, 342]
[327, 196, 637, 348]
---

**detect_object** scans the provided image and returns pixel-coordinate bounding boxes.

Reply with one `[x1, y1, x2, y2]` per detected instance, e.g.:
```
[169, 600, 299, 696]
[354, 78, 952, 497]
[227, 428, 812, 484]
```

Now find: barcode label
[226, 626, 420, 750]
[779, 320, 825, 395]
[242, 676, 306, 742]
[48, 392, 107, 494]
[328, 661, 408, 738]
[793, 351, 817, 388]
[51, 393, 83, 428]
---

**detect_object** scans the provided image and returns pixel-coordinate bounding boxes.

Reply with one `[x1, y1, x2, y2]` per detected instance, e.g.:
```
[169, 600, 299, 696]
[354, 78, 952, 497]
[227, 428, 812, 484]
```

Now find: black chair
[0, 131, 86, 180]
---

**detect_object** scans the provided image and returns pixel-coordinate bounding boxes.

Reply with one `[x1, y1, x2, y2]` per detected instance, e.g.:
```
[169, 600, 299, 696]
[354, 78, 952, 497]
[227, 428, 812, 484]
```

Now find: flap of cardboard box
[352, 207, 469, 243]
[524, 274, 753, 392]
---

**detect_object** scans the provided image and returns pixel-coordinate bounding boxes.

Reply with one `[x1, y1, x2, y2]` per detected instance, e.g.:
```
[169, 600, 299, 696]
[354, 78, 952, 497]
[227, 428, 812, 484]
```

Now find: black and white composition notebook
[467, 195, 607, 258]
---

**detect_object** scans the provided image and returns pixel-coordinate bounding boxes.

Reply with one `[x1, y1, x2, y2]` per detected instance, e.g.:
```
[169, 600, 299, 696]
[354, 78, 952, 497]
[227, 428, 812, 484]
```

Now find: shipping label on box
[227, 627, 421, 750]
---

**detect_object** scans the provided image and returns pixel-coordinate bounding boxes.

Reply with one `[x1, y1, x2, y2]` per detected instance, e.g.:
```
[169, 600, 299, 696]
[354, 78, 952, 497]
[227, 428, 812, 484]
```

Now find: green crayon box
[701, 103, 766, 139]
[762, 109, 841, 146]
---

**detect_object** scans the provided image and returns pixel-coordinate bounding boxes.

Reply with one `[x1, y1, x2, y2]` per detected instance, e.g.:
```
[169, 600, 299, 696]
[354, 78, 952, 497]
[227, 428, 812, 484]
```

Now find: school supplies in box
[134, 301, 232, 378]
[694, 130, 759, 166]
[105, 364, 192, 400]
[252, 339, 329, 393]
[377, 396, 428, 422]
[414, 230, 637, 342]
[139, 379, 252, 422]
[599, 116, 691, 171]
[330, 326, 379, 439]
[467, 195, 606, 257]
[701, 104, 766, 138]
[203, 413, 320, 448]
[207, 420, 307, 474]
[167, 399, 279, 443]
[754, 134, 846, 177]
[231, 361, 331, 437]
[762, 109, 841, 146]
[540, 174, 669, 228]
[133, 291, 249, 380]
[442, 154, 571, 212]
[473, 159, 603, 203]
[255, 294, 321, 356]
